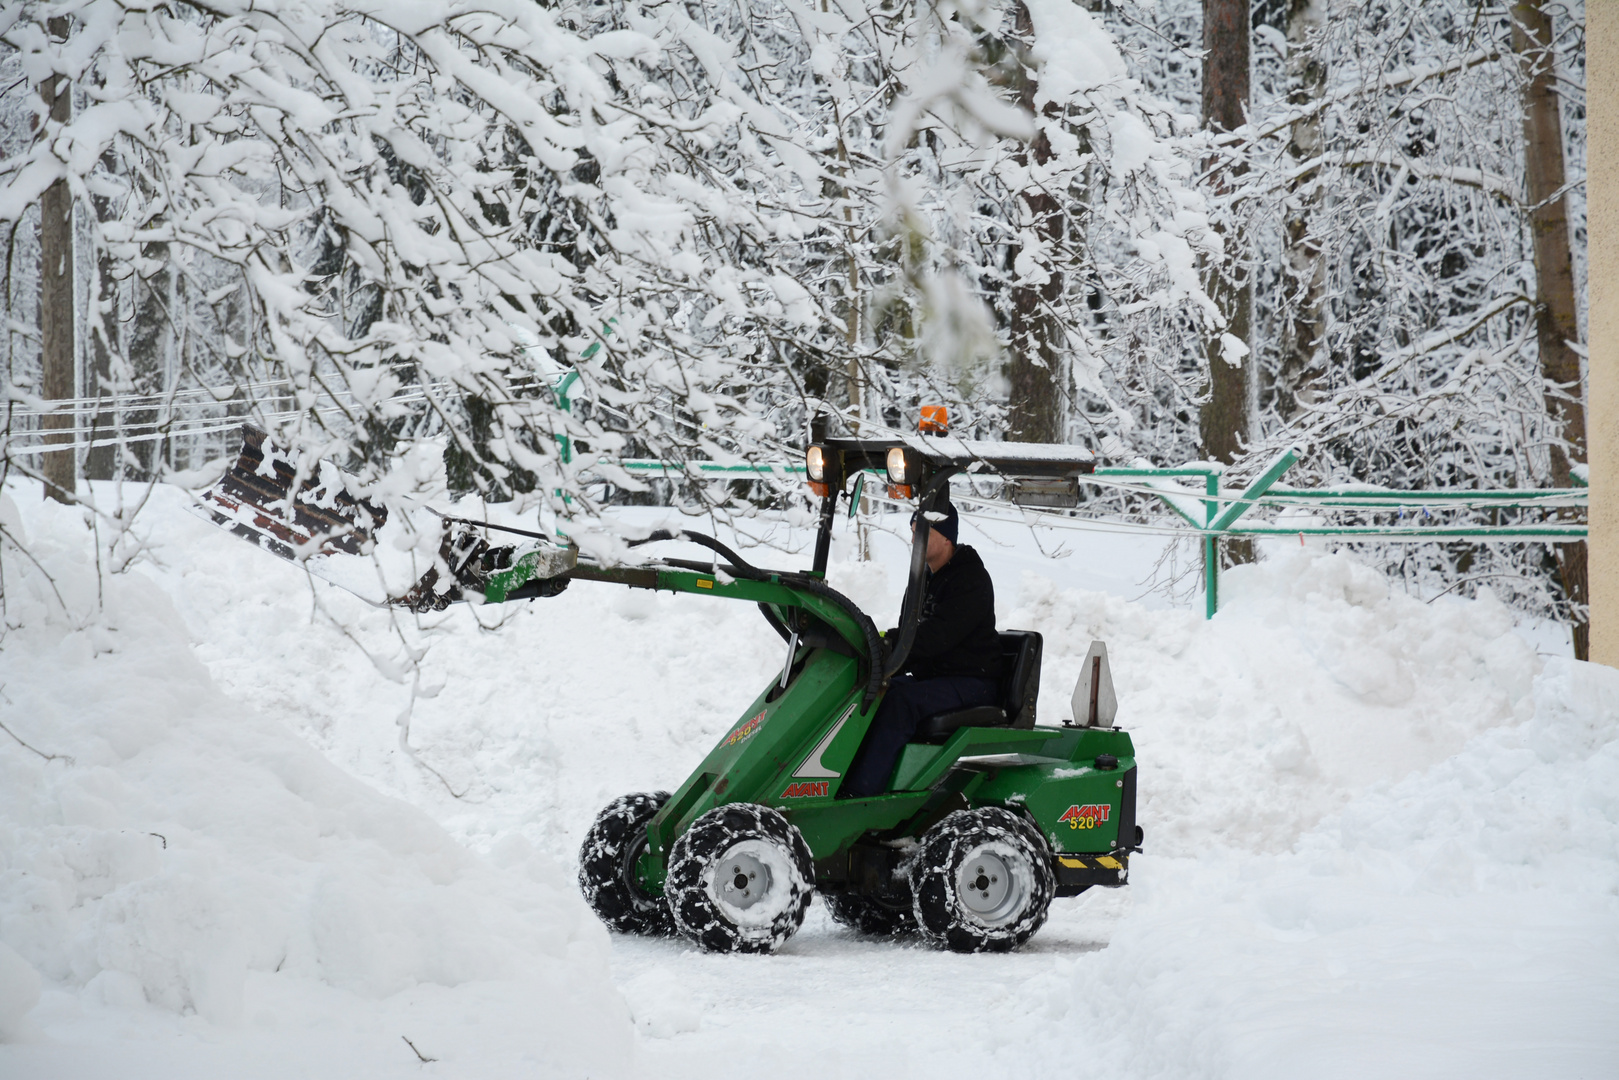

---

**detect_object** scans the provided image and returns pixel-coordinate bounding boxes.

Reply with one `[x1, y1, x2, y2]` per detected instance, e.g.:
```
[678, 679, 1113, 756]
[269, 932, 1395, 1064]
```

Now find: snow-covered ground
[2, 480, 1616, 1078]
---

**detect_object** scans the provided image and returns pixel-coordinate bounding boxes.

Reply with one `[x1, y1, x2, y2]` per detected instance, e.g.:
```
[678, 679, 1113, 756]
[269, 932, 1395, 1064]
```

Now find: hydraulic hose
[777, 572, 886, 711]
[627, 529, 770, 581]
[758, 602, 793, 643]
[632, 529, 884, 709]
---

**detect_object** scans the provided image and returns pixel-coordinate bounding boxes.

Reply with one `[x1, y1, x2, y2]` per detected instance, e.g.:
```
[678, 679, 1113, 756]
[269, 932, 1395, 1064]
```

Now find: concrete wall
[1592, 6, 1618, 668]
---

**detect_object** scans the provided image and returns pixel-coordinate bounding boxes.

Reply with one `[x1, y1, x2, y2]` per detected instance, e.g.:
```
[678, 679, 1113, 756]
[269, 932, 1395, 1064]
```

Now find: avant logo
[781, 781, 829, 799]
[1058, 804, 1111, 829]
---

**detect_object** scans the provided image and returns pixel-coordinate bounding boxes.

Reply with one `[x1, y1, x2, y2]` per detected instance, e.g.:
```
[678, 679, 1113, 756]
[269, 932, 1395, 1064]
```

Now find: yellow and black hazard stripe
[1052, 852, 1128, 895]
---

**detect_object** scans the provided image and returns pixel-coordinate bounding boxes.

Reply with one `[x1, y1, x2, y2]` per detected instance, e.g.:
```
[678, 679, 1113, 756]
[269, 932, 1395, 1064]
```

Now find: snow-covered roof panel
[900, 435, 1096, 466]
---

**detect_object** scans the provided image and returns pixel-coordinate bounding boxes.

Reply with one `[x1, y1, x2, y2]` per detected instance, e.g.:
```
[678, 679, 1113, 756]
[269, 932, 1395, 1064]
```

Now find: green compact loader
[197, 429, 1142, 954]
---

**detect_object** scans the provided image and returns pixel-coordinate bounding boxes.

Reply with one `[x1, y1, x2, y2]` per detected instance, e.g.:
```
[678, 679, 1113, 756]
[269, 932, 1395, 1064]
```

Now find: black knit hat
[913, 499, 959, 545]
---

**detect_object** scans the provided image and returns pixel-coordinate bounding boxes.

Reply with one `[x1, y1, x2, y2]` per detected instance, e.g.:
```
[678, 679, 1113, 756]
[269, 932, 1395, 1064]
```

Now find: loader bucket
[196, 426, 388, 563]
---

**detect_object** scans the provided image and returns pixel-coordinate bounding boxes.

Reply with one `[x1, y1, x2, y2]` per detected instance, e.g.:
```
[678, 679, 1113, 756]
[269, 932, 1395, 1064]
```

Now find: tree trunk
[1005, 0, 1065, 445]
[84, 149, 119, 481]
[1277, 0, 1327, 419]
[1200, 0, 1253, 564]
[38, 16, 75, 503]
[1512, 0, 1588, 660]
[126, 243, 171, 481]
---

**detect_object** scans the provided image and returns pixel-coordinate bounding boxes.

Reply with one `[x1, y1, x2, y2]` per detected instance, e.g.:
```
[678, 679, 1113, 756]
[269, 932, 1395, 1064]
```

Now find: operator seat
[913, 631, 1043, 743]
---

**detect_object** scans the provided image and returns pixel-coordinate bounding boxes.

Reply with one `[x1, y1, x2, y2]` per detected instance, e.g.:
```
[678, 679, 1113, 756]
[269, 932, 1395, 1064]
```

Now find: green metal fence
[1088, 447, 1587, 618]
[606, 447, 1586, 619]
[603, 447, 1585, 620]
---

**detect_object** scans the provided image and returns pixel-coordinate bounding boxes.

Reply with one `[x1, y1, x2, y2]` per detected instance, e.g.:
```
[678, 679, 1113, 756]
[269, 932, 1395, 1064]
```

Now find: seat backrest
[999, 631, 1043, 728]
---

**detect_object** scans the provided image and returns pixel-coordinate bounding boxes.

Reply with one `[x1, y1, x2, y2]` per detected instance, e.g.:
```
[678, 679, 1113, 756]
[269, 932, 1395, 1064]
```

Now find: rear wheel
[822, 891, 915, 936]
[578, 791, 675, 936]
[665, 804, 814, 954]
[909, 807, 1055, 953]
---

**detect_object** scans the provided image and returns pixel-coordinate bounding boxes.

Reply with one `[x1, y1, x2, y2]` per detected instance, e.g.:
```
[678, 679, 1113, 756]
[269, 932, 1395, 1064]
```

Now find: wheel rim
[619, 828, 661, 912]
[714, 845, 773, 912]
[955, 845, 1027, 927]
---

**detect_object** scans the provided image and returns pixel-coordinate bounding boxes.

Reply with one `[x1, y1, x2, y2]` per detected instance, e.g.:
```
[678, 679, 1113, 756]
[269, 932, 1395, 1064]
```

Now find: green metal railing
[600, 448, 1585, 620]
[1091, 446, 1587, 618]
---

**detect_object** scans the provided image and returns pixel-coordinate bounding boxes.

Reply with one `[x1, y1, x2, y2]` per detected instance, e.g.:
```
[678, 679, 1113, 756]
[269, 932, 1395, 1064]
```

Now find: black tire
[909, 807, 1056, 953]
[822, 890, 915, 936]
[665, 804, 814, 954]
[578, 791, 675, 936]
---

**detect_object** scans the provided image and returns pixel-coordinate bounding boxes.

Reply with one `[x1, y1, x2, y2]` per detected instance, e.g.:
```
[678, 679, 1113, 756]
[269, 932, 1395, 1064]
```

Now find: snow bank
[0, 488, 634, 1075]
[957, 547, 1619, 1077]
[1014, 547, 1542, 856]
[1023, 656, 1619, 1079]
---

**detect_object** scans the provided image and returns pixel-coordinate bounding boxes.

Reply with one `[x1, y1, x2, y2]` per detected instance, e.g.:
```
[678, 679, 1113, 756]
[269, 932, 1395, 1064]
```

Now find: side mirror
[1069, 641, 1117, 728]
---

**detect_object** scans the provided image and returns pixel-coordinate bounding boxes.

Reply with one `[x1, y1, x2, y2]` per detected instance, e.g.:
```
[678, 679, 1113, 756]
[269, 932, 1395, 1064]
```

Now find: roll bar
[802, 435, 1094, 684]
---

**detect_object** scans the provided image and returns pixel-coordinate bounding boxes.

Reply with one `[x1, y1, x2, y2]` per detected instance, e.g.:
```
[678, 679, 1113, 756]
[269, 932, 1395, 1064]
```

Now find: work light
[806, 444, 835, 497]
[885, 447, 909, 484]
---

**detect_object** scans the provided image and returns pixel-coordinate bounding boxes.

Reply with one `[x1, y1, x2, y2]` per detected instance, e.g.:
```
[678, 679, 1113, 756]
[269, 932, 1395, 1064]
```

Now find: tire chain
[666, 803, 814, 954]
[909, 807, 1056, 953]
[822, 890, 916, 936]
[577, 791, 676, 936]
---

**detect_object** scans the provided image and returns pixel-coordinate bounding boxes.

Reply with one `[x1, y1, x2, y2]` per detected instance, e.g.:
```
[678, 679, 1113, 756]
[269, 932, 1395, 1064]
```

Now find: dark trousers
[842, 675, 1000, 797]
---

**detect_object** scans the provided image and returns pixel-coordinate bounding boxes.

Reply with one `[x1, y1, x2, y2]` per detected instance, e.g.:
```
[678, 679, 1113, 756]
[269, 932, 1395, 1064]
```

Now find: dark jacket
[889, 544, 1002, 682]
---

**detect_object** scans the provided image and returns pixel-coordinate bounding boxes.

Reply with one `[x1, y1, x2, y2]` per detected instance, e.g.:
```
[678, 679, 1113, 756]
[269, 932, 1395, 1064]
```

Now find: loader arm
[481, 551, 888, 709]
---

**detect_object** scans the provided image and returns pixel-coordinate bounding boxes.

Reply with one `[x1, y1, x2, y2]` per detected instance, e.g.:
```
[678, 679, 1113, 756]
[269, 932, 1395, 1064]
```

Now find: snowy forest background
[0, 0, 1590, 651]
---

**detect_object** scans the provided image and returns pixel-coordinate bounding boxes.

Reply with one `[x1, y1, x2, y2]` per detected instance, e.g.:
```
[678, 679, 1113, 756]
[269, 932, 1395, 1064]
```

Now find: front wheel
[578, 791, 675, 936]
[909, 807, 1055, 953]
[665, 804, 814, 954]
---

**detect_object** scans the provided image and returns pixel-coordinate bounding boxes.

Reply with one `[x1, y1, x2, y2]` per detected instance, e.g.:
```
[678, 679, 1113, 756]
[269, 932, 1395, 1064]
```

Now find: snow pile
[1015, 547, 1542, 856]
[120, 485, 820, 859]
[0, 490, 633, 1074]
[950, 546, 1619, 1077]
[1025, 655, 1619, 1079]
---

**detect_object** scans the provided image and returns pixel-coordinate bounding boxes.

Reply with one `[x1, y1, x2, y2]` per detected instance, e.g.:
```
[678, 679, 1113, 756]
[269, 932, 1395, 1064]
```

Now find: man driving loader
[842, 500, 1003, 797]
